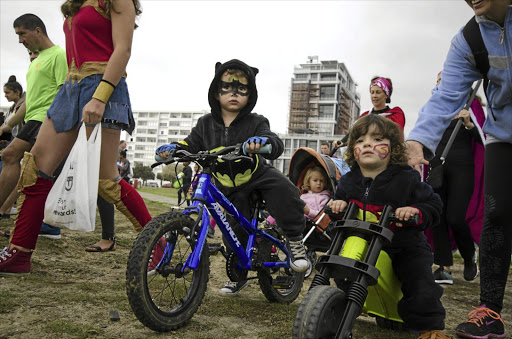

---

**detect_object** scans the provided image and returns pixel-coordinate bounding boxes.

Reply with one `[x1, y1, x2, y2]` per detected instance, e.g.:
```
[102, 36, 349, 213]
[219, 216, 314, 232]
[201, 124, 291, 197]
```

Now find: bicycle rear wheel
[256, 225, 304, 303]
[126, 212, 209, 332]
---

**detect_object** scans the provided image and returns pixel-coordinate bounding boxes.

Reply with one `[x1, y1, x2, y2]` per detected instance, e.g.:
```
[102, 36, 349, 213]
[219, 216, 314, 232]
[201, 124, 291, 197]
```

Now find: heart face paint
[373, 143, 390, 160]
[219, 80, 249, 97]
[354, 147, 362, 161]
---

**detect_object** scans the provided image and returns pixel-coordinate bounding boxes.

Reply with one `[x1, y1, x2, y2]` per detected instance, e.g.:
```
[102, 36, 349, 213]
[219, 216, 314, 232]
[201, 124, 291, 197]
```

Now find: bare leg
[0, 138, 32, 207]
[0, 188, 19, 215]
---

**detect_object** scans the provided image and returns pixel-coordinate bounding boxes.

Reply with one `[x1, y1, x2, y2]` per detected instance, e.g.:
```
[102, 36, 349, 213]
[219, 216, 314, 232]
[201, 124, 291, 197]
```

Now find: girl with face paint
[328, 114, 448, 337]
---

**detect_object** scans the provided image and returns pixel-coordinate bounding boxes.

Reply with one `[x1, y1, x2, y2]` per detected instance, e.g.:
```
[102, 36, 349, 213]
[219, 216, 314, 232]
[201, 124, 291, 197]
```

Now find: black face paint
[218, 80, 249, 97]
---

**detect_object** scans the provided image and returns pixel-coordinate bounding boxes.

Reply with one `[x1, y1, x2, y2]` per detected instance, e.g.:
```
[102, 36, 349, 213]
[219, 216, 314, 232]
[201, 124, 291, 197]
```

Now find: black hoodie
[334, 164, 442, 232]
[183, 59, 284, 188]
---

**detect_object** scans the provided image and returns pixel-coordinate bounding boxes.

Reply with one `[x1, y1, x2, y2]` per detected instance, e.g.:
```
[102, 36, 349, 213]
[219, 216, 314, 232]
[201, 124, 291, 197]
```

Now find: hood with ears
[208, 59, 259, 125]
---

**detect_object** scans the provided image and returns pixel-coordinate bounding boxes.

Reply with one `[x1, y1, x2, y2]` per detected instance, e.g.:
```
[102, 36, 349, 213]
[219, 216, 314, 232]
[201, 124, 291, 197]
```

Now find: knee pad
[98, 178, 151, 232]
[17, 152, 39, 193]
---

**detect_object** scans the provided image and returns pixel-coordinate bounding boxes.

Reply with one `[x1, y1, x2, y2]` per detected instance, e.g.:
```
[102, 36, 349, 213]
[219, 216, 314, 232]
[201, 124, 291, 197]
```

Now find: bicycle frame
[163, 171, 291, 273]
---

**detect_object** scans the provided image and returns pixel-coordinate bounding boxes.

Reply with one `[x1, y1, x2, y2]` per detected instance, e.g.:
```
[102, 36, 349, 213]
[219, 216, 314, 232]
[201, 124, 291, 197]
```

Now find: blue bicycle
[126, 144, 305, 332]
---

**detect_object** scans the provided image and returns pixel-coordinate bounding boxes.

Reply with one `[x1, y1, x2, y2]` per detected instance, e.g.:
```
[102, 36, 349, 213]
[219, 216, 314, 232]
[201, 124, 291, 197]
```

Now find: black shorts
[16, 120, 42, 145]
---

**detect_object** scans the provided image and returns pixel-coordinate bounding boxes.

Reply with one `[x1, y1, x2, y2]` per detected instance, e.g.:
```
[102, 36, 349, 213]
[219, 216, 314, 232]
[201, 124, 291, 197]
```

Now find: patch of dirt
[0, 202, 511, 339]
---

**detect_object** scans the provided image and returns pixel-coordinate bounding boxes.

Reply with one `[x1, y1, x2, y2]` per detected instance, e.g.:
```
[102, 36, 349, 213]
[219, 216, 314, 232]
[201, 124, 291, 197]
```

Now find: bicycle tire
[126, 212, 210, 332]
[292, 285, 349, 339]
[256, 225, 305, 304]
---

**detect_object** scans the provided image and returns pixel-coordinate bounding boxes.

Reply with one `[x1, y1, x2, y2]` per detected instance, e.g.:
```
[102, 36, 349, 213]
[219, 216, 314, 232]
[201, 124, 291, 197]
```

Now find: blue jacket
[408, 6, 512, 158]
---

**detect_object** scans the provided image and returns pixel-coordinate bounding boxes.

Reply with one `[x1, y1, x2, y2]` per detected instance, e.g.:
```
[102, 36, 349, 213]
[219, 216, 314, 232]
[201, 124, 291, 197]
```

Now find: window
[307, 140, 318, 149]
[295, 74, 308, 80]
[319, 105, 334, 120]
[320, 86, 335, 99]
[138, 121, 147, 126]
[283, 159, 290, 176]
[148, 129, 157, 135]
[147, 137, 156, 143]
[138, 112, 148, 118]
[159, 122, 167, 127]
[138, 129, 147, 134]
[136, 137, 146, 142]
[321, 73, 336, 81]
[158, 139, 167, 144]
[149, 113, 158, 118]
[169, 121, 179, 126]
[135, 145, 144, 150]
[182, 113, 191, 119]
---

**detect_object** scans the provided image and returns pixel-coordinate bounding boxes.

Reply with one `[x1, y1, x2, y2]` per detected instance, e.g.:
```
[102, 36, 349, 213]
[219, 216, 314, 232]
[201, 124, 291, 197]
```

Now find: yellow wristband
[92, 80, 115, 103]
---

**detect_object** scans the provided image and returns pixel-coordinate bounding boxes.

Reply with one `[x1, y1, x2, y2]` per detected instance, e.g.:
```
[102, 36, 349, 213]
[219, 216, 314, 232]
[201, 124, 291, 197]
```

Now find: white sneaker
[287, 238, 309, 273]
[9, 207, 17, 215]
[219, 280, 248, 295]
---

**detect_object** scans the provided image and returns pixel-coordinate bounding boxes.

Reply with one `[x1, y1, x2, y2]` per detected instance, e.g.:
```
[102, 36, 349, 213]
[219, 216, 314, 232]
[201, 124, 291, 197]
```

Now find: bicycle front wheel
[126, 212, 210, 332]
[256, 225, 305, 304]
[293, 285, 348, 339]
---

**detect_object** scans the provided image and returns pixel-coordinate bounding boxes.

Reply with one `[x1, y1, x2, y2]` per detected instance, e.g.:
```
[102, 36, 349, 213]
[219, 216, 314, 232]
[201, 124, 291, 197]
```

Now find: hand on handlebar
[155, 143, 177, 162]
[327, 200, 347, 214]
[393, 207, 420, 227]
[243, 136, 268, 156]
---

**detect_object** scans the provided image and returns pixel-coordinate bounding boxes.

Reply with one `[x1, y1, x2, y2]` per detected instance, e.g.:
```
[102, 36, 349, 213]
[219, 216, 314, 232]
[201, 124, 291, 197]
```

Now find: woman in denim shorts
[0, 0, 155, 274]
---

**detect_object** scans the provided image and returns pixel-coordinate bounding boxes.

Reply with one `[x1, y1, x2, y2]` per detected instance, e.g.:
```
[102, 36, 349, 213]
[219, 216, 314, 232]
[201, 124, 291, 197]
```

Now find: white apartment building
[126, 110, 209, 173]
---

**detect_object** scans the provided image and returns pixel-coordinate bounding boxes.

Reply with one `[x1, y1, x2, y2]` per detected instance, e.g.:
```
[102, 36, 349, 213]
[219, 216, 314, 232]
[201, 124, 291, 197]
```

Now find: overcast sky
[0, 1, 476, 137]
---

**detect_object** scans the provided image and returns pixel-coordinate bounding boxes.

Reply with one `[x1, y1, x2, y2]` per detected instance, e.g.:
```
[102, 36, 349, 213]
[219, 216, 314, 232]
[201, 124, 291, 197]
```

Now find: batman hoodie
[183, 59, 284, 188]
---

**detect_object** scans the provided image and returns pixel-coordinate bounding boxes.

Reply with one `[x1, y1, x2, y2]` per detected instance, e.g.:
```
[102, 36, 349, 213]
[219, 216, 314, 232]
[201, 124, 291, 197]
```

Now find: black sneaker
[219, 280, 248, 295]
[455, 306, 506, 338]
[286, 236, 309, 273]
[463, 251, 479, 281]
[433, 267, 453, 285]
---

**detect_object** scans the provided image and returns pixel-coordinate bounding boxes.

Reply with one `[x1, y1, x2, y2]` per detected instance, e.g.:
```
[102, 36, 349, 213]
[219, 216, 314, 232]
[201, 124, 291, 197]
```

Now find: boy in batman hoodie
[156, 59, 308, 293]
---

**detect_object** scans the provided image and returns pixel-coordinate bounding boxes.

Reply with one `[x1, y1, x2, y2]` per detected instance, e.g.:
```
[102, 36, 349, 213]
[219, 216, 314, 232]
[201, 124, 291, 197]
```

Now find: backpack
[463, 16, 489, 81]
[463, 16, 493, 118]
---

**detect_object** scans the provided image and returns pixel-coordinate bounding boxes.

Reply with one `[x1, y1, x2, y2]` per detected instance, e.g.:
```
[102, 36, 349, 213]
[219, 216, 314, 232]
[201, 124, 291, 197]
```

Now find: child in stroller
[281, 147, 348, 276]
[266, 147, 348, 276]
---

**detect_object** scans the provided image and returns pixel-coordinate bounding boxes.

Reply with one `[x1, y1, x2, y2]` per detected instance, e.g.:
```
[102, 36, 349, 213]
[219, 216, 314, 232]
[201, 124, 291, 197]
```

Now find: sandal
[85, 237, 116, 252]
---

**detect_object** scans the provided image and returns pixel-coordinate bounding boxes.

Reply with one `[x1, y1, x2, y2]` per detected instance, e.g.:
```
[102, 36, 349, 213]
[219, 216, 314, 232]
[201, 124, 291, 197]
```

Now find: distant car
[146, 182, 158, 188]
[162, 183, 172, 188]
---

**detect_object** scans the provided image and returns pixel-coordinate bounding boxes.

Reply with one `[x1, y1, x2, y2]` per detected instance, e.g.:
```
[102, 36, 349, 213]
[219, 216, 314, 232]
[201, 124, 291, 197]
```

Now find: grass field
[0, 194, 511, 339]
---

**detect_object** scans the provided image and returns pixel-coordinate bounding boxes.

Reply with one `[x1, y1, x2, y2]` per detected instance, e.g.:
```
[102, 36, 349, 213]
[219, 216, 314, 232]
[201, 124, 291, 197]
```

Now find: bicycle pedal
[272, 276, 294, 289]
[208, 243, 224, 255]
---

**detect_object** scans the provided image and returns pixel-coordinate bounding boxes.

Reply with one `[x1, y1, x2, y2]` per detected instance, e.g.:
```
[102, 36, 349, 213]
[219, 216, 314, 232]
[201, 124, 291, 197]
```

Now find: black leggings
[479, 142, 512, 313]
[432, 162, 476, 266]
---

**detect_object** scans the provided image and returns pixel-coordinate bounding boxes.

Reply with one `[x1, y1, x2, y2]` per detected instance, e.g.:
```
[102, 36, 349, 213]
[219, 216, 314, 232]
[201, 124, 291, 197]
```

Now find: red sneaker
[148, 236, 166, 273]
[0, 246, 32, 274]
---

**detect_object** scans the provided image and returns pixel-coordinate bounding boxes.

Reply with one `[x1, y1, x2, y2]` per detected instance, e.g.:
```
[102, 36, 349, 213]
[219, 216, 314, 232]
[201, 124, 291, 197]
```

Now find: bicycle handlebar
[152, 143, 269, 168]
[324, 206, 420, 226]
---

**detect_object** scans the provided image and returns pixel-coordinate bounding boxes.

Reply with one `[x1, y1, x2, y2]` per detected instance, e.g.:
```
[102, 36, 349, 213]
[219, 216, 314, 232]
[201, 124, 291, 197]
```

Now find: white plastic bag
[44, 124, 102, 231]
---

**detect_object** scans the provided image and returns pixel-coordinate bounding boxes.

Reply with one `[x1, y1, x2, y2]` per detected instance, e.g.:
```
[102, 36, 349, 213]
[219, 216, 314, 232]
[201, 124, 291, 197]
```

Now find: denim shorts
[47, 74, 135, 134]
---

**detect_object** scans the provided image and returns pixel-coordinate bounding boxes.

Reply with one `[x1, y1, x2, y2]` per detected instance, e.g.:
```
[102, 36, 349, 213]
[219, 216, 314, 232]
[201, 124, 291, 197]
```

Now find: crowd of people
[1, 0, 511, 338]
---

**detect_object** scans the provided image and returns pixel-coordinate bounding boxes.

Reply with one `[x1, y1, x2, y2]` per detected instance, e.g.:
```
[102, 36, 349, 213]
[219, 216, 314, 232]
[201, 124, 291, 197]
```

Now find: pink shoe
[0, 246, 32, 274]
[148, 236, 166, 272]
